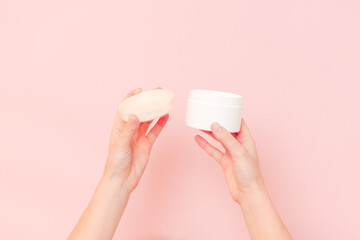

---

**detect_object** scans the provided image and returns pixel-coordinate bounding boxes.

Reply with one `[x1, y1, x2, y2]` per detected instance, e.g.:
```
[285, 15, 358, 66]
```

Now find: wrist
[100, 172, 133, 197]
[237, 179, 268, 206]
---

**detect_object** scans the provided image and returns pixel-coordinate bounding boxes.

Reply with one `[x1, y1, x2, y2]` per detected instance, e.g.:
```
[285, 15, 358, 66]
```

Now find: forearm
[238, 182, 292, 240]
[68, 174, 131, 240]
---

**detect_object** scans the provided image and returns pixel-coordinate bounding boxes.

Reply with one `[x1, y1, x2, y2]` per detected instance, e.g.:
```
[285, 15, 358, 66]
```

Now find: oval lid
[119, 89, 174, 122]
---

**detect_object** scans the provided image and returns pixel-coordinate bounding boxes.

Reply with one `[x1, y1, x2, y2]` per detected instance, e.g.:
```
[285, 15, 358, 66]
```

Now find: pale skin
[68, 88, 292, 240]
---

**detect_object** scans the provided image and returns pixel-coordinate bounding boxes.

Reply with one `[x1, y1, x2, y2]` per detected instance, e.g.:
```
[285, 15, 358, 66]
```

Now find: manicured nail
[212, 122, 221, 133]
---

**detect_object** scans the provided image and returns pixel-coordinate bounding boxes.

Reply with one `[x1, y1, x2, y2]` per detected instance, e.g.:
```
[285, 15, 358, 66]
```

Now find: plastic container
[185, 89, 243, 132]
[118, 89, 174, 122]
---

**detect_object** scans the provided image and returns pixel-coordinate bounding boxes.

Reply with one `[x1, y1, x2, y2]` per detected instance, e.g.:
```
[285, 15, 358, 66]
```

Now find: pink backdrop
[1, 0, 359, 239]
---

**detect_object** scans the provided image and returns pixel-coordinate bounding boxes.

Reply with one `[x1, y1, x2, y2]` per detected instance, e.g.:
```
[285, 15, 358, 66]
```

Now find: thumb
[118, 114, 140, 148]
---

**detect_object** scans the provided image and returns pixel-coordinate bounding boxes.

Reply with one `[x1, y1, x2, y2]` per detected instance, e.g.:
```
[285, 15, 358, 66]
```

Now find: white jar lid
[188, 89, 243, 106]
[118, 89, 174, 122]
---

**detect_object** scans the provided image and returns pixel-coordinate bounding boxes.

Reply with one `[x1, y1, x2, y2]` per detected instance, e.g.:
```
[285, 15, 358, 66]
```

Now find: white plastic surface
[185, 89, 243, 132]
[119, 89, 174, 122]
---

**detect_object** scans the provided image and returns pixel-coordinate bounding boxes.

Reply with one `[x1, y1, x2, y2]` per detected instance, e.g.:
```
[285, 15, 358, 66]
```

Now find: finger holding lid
[117, 114, 140, 148]
[121, 88, 143, 102]
[138, 86, 163, 136]
[113, 88, 143, 132]
[146, 113, 169, 146]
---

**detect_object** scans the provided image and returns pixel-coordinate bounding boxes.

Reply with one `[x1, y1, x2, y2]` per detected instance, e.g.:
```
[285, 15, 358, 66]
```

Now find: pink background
[1, 0, 359, 239]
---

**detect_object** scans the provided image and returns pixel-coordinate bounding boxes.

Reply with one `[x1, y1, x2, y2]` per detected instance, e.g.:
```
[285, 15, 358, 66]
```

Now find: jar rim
[188, 89, 243, 105]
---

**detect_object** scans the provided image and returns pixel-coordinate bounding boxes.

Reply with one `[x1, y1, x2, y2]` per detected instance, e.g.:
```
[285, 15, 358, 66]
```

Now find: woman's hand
[195, 119, 264, 203]
[195, 119, 292, 240]
[104, 87, 169, 193]
[68, 88, 169, 240]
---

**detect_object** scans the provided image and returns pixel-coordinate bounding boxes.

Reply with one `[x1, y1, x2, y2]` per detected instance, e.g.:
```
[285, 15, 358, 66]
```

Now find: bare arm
[195, 119, 292, 240]
[68, 88, 169, 240]
[67, 175, 131, 240]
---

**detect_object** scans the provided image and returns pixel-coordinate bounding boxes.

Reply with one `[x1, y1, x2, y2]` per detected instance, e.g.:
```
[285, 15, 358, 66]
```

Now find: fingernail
[212, 122, 221, 133]
[129, 114, 137, 125]
[158, 115, 167, 126]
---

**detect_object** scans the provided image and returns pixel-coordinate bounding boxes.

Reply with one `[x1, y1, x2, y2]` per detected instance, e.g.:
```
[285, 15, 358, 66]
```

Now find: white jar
[185, 89, 243, 132]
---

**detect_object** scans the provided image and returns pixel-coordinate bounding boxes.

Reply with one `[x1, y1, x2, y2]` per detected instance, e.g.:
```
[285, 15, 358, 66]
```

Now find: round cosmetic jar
[185, 89, 243, 132]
